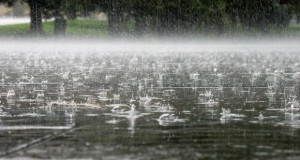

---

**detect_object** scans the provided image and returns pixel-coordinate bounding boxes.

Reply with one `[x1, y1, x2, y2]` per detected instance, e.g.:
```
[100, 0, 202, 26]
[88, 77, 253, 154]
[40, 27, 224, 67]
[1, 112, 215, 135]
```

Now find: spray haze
[1, 38, 300, 54]
[1, 0, 300, 159]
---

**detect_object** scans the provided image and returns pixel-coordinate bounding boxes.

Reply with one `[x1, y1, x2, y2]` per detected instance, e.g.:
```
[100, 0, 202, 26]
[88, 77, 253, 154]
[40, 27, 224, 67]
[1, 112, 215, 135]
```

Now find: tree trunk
[28, 0, 43, 35]
[107, 0, 124, 37]
[134, 10, 146, 36]
[53, 1, 67, 36]
[54, 17, 67, 36]
[107, 11, 119, 36]
[230, 15, 237, 35]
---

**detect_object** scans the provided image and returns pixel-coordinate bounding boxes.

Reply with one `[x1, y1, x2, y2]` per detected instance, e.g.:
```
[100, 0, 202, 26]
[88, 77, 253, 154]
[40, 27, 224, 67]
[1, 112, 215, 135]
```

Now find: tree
[1, 0, 296, 36]
[129, 0, 155, 36]
[27, 0, 46, 35]
[43, 0, 72, 35]
[225, 0, 240, 34]
[96, 0, 129, 36]
[236, 0, 292, 33]
[44, 0, 102, 35]
[280, 0, 300, 23]
[0, 0, 45, 35]
[43, 0, 66, 35]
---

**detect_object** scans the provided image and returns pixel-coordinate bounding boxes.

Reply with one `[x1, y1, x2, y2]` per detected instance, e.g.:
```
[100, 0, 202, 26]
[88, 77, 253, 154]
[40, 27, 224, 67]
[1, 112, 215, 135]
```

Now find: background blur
[0, 0, 300, 38]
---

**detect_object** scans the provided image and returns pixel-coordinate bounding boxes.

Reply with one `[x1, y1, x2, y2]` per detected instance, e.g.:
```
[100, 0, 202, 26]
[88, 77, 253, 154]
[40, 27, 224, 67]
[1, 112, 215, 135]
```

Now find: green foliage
[109, 0, 293, 36]
[0, 0, 298, 36]
[0, 20, 109, 37]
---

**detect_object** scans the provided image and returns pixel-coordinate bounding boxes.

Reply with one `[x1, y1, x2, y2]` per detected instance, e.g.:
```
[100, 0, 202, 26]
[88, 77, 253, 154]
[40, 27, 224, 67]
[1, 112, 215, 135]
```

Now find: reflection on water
[1, 43, 300, 159]
[1, 96, 300, 159]
[2, 104, 300, 159]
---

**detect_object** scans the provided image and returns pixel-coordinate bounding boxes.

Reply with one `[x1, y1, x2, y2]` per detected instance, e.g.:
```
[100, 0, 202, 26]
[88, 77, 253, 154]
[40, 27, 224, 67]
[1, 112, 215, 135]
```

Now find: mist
[1, 38, 300, 54]
[1, 0, 300, 159]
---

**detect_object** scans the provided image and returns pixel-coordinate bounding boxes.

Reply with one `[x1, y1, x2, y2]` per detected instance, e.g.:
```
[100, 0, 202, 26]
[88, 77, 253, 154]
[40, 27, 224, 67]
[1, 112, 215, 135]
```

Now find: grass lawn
[287, 24, 300, 36]
[0, 19, 299, 38]
[0, 19, 109, 37]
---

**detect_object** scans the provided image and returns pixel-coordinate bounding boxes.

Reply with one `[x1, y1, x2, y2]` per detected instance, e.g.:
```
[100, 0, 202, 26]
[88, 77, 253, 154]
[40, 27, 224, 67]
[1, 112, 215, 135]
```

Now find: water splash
[157, 113, 187, 126]
[220, 108, 246, 121]
[0, 125, 74, 131]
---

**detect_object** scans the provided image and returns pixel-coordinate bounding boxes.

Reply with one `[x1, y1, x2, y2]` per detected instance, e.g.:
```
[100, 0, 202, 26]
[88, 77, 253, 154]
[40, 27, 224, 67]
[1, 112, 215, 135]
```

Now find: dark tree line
[1, 0, 299, 36]
[96, 0, 299, 36]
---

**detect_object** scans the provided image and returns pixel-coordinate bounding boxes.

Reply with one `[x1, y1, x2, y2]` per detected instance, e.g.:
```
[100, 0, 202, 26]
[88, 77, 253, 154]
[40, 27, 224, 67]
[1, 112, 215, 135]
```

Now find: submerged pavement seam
[0, 127, 80, 158]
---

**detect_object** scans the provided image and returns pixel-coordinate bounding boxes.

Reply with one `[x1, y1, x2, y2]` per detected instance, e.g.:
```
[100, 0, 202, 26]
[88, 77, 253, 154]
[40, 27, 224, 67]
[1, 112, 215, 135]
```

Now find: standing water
[0, 39, 300, 159]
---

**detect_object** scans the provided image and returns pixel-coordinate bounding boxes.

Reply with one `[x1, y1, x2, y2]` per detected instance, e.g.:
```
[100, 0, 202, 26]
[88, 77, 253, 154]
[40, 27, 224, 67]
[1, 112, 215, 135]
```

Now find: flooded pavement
[1, 104, 300, 160]
[1, 41, 300, 159]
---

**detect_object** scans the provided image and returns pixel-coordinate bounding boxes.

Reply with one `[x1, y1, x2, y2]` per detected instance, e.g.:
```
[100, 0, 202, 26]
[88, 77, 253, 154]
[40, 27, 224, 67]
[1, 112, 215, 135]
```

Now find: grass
[0, 23, 30, 36]
[0, 19, 299, 38]
[0, 19, 109, 37]
[281, 24, 300, 37]
[66, 19, 108, 37]
[288, 24, 300, 31]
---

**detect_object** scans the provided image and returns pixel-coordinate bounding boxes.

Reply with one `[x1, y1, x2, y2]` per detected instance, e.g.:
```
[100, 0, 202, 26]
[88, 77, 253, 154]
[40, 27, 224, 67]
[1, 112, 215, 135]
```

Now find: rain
[0, 0, 300, 160]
